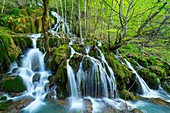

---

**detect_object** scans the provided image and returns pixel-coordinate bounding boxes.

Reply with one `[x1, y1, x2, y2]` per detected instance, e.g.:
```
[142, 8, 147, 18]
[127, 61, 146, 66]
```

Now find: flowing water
[6, 34, 53, 113]
[2, 11, 170, 113]
[124, 59, 170, 102]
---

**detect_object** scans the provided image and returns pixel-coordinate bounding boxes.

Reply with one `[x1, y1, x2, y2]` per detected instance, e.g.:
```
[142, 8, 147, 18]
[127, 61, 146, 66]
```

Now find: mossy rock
[137, 57, 149, 68]
[148, 66, 166, 79]
[0, 75, 26, 92]
[54, 60, 69, 99]
[35, 17, 42, 33]
[69, 54, 83, 73]
[119, 89, 136, 100]
[14, 23, 31, 33]
[161, 81, 170, 93]
[0, 99, 12, 111]
[19, 9, 29, 16]
[12, 35, 32, 53]
[105, 53, 132, 90]
[72, 44, 86, 54]
[138, 68, 159, 89]
[82, 56, 94, 71]
[0, 34, 21, 72]
[46, 44, 70, 71]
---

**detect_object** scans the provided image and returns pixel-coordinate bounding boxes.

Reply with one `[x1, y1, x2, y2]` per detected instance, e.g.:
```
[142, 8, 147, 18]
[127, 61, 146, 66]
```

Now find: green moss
[0, 100, 12, 111]
[148, 66, 166, 79]
[54, 60, 69, 99]
[46, 45, 70, 71]
[138, 68, 159, 89]
[1, 75, 26, 92]
[0, 34, 21, 62]
[49, 37, 58, 48]
[12, 35, 32, 53]
[120, 89, 136, 100]
[105, 53, 132, 92]
[69, 54, 83, 73]
[0, 34, 21, 72]
[72, 44, 86, 54]
[12, 8, 20, 16]
[0, 96, 7, 101]
[15, 23, 30, 33]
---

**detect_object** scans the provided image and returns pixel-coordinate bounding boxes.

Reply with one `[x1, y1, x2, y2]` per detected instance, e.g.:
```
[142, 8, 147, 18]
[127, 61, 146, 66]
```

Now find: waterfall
[51, 11, 71, 37]
[124, 59, 151, 95]
[67, 46, 117, 98]
[6, 34, 52, 112]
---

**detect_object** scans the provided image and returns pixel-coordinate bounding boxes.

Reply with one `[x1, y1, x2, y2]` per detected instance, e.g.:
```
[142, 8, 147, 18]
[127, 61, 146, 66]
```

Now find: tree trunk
[108, 0, 114, 49]
[42, 0, 50, 54]
[70, 0, 74, 31]
[78, 0, 83, 43]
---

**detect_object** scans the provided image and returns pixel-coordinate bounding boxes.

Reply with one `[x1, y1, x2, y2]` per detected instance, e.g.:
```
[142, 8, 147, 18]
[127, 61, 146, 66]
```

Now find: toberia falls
[2, 11, 170, 113]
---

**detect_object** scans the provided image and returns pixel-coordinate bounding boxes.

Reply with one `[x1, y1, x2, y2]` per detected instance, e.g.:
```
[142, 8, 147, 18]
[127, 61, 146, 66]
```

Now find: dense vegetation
[0, 0, 170, 112]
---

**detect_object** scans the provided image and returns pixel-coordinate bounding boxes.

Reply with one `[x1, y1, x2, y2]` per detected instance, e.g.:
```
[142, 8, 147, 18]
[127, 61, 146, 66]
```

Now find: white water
[124, 59, 170, 102]
[51, 11, 71, 38]
[124, 59, 151, 95]
[6, 34, 52, 113]
[65, 46, 122, 112]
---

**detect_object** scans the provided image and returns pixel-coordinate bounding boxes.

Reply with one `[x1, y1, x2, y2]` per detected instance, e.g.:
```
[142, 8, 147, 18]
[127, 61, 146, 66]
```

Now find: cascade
[124, 59, 151, 95]
[67, 46, 117, 98]
[51, 11, 71, 37]
[5, 34, 52, 112]
[124, 58, 170, 102]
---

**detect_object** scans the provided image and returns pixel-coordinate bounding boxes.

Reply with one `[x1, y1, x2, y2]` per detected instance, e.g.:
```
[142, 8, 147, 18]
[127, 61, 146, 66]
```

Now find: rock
[120, 89, 136, 100]
[0, 75, 26, 93]
[138, 68, 159, 89]
[12, 35, 32, 53]
[32, 73, 41, 83]
[69, 54, 83, 73]
[45, 44, 70, 71]
[148, 66, 166, 79]
[0, 99, 12, 111]
[0, 34, 21, 72]
[84, 99, 92, 113]
[6, 97, 33, 113]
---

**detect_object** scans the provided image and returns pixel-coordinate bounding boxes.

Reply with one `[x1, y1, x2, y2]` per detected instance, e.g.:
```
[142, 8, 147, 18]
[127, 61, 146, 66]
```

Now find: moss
[12, 35, 32, 53]
[69, 54, 83, 73]
[162, 82, 170, 94]
[72, 44, 86, 54]
[148, 66, 166, 79]
[20, 9, 28, 16]
[54, 60, 69, 99]
[1, 75, 26, 92]
[0, 34, 21, 72]
[14, 23, 30, 33]
[120, 89, 136, 100]
[12, 8, 20, 16]
[0, 100, 12, 111]
[35, 17, 42, 33]
[0, 34, 21, 62]
[105, 53, 132, 93]
[138, 68, 159, 89]
[46, 45, 70, 71]
[0, 96, 7, 101]
[49, 37, 58, 48]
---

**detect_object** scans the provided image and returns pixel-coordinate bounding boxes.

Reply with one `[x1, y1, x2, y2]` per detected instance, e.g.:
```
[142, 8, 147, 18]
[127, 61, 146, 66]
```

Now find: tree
[42, 0, 50, 54]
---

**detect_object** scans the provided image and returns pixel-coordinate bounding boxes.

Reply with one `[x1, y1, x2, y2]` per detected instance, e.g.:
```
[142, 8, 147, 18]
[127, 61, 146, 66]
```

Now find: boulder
[138, 68, 159, 89]
[0, 75, 26, 93]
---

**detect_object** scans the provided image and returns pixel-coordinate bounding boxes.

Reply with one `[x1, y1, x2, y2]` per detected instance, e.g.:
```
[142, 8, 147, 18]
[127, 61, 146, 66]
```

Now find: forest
[0, 0, 170, 113]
